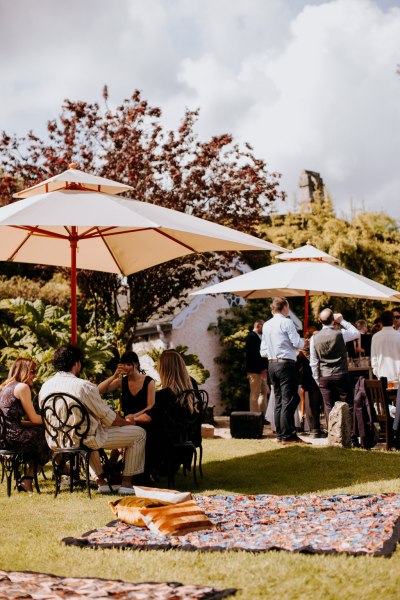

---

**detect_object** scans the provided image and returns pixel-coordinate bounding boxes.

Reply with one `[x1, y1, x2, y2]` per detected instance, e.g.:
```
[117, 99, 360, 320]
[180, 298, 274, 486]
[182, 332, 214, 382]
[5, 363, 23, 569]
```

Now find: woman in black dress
[98, 351, 155, 478]
[0, 358, 50, 492]
[98, 351, 155, 419]
[135, 349, 200, 476]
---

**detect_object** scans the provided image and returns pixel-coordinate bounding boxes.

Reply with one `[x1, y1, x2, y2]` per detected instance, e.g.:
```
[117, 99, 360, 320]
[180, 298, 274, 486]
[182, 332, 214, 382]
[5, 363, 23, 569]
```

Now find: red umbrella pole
[70, 228, 78, 345]
[304, 289, 310, 334]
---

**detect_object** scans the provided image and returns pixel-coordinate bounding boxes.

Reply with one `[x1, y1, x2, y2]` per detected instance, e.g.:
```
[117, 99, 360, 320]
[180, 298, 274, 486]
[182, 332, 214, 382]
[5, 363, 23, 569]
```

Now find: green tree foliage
[0, 273, 70, 307]
[0, 88, 284, 343]
[0, 298, 114, 392]
[259, 196, 400, 323]
[145, 344, 210, 387]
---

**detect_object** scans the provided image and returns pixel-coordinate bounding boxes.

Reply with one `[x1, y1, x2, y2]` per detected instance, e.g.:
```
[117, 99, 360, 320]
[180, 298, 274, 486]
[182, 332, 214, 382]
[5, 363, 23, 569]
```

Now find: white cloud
[1, 0, 399, 217]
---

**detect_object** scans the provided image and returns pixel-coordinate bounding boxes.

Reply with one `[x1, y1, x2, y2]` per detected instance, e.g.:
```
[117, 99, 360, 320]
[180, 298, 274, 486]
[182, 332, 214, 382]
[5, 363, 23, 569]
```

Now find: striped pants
[88, 425, 146, 477]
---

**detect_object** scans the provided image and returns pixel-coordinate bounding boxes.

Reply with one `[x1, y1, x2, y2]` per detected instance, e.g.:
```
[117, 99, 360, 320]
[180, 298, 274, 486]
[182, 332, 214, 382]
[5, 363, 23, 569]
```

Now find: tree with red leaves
[0, 87, 285, 345]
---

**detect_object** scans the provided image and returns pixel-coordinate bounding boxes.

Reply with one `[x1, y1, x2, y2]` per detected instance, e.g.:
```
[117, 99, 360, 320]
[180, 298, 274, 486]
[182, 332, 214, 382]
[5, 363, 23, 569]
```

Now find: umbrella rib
[6, 226, 68, 260]
[7, 229, 35, 261]
[11, 225, 69, 240]
[243, 290, 257, 299]
[154, 228, 196, 252]
[94, 227, 124, 274]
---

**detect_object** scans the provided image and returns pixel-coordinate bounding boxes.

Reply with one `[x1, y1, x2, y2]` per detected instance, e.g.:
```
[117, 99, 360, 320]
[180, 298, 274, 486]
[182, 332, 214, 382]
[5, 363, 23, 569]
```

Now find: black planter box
[230, 411, 264, 439]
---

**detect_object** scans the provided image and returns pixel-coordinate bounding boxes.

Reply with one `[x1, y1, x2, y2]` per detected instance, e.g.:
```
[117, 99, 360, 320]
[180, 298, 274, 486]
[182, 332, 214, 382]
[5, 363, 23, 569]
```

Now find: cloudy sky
[1, 0, 400, 217]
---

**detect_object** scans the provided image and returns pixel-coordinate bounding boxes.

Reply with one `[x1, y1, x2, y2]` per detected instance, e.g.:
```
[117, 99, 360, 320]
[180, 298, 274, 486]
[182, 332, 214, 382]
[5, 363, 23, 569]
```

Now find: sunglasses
[393, 316, 400, 319]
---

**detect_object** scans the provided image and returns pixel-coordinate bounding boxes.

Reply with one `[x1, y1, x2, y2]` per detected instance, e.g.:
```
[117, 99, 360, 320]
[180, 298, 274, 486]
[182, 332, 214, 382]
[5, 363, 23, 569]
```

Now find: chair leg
[84, 452, 91, 499]
[33, 461, 40, 494]
[192, 448, 198, 487]
[52, 454, 61, 498]
[6, 472, 12, 497]
[2, 454, 17, 496]
[69, 456, 76, 493]
[199, 444, 203, 478]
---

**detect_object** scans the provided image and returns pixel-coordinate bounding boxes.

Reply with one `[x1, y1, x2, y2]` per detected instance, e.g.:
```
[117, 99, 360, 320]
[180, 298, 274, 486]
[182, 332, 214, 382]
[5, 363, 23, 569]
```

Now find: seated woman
[133, 349, 200, 476]
[0, 358, 51, 492]
[98, 351, 155, 480]
[98, 351, 155, 420]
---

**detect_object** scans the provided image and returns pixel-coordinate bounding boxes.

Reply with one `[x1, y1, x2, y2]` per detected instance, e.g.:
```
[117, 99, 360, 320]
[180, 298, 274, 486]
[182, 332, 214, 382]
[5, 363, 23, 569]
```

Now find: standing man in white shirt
[309, 309, 359, 432]
[260, 297, 305, 444]
[371, 311, 400, 381]
[39, 345, 146, 495]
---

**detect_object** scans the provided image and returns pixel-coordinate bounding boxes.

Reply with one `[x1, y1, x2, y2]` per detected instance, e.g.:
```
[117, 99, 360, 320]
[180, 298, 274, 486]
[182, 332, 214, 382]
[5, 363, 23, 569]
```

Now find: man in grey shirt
[260, 297, 305, 443]
[309, 309, 359, 432]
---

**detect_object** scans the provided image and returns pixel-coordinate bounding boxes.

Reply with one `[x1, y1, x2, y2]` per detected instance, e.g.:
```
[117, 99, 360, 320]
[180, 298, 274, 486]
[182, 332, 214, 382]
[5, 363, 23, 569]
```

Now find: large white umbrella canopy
[192, 243, 400, 329]
[0, 166, 285, 342]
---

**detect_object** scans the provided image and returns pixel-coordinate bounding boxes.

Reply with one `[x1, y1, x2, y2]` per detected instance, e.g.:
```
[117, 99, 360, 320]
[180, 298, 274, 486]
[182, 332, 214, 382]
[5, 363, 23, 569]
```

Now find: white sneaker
[97, 484, 120, 494]
[117, 486, 136, 495]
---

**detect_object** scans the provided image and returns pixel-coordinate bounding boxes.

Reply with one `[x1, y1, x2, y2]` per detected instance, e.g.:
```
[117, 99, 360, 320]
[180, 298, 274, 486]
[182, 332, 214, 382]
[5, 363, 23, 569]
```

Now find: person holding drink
[98, 352, 155, 482]
[98, 351, 155, 421]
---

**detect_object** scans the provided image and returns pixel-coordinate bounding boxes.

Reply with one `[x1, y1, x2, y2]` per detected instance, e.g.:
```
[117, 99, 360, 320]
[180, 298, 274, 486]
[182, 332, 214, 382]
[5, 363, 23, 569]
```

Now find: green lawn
[2, 438, 400, 599]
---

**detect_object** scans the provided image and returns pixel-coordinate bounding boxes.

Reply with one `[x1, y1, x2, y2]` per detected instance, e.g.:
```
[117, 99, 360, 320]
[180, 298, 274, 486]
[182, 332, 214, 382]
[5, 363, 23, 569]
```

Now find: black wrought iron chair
[165, 389, 208, 488]
[364, 377, 392, 451]
[41, 392, 112, 498]
[0, 408, 40, 496]
[180, 389, 209, 478]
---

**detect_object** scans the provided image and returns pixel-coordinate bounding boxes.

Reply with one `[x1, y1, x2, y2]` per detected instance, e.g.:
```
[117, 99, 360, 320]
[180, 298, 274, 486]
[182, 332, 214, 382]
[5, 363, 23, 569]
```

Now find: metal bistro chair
[364, 377, 392, 451]
[0, 408, 40, 497]
[41, 392, 112, 498]
[165, 389, 208, 488]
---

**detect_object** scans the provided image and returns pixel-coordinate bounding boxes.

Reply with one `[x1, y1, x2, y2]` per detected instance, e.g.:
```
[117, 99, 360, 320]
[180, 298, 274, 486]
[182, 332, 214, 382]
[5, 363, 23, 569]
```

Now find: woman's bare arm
[14, 383, 42, 425]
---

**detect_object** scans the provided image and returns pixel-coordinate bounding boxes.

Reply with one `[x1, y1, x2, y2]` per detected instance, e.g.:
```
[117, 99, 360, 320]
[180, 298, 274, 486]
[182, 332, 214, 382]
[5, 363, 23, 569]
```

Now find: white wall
[170, 294, 231, 415]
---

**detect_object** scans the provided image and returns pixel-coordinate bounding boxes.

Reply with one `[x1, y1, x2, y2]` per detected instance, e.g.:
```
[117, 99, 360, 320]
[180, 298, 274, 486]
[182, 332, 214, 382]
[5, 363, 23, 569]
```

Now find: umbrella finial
[68, 162, 78, 170]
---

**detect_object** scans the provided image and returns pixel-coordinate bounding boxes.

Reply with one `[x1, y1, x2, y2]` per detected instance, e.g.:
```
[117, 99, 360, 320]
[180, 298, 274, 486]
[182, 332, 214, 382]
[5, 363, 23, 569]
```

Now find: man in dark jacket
[245, 320, 269, 414]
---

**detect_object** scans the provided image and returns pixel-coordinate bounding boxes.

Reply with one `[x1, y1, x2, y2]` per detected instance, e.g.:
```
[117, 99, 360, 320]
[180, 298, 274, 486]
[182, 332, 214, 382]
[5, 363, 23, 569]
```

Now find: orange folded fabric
[139, 500, 214, 537]
[109, 497, 166, 527]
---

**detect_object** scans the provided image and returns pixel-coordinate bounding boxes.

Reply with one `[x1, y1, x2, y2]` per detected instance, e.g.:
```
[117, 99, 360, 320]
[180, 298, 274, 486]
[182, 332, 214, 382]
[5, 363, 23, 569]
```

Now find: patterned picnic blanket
[0, 570, 236, 599]
[63, 493, 400, 557]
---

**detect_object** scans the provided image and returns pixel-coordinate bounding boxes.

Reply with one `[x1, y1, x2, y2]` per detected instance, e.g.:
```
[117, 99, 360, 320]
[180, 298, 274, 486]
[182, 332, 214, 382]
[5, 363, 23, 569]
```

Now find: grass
[2, 438, 400, 599]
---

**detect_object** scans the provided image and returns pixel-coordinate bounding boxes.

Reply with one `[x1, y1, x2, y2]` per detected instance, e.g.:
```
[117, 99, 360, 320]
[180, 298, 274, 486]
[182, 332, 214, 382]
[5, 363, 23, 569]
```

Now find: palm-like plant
[0, 298, 114, 391]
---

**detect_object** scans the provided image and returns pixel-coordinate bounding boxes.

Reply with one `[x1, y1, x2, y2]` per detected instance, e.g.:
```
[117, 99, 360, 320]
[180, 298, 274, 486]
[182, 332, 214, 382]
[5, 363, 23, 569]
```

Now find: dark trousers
[304, 384, 324, 432]
[269, 362, 300, 440]
[318, 373, 354, 433]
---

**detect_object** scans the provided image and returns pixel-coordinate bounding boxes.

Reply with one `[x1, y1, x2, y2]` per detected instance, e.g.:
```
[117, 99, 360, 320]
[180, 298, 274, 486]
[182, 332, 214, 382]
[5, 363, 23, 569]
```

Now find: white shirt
[260, 313, 304, 361]
[370, 327, 400, 380]
[39, 372, 116, 449]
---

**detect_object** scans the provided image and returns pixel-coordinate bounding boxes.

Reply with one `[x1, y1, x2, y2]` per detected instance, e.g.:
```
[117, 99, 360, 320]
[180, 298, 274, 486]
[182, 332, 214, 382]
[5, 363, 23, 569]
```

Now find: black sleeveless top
[121, 375, 153, 416]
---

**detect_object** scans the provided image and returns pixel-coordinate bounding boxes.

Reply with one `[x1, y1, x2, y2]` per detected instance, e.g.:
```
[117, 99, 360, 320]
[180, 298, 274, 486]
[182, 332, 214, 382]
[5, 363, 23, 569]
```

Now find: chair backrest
[364, 379, 389, 422]
[166, 389, 207, 446]
[176, 388, 209, 415]
[41, 392, 90, 449]
[0, 408, 7, 448]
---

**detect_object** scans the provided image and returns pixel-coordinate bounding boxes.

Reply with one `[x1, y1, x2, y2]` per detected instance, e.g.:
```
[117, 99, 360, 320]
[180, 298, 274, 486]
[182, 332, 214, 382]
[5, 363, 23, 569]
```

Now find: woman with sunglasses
[0, 358, 50, 492]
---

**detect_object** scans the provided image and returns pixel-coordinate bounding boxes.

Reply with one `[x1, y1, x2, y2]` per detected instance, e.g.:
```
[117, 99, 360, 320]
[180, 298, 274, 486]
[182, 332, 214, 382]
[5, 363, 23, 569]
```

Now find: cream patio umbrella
[0, 166, 285, 343]
[191, 242, 400, 331]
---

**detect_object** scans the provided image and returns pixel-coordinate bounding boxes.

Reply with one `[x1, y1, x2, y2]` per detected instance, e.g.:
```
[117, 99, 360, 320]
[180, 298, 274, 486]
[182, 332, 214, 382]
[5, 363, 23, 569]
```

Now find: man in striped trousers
[39, 345, 146, 495]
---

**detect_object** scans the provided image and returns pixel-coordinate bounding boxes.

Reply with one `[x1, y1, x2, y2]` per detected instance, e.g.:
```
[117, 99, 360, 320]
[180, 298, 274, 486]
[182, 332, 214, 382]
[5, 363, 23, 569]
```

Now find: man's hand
[333, 313, 343, 324]
[112, 414, 129, 427]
